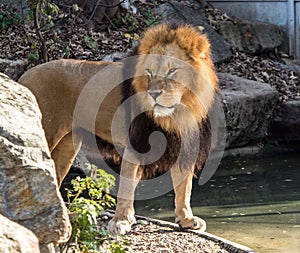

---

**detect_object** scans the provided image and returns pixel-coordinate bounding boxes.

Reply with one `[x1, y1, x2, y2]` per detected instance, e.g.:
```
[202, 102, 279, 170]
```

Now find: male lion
[18, 22, 218, 234]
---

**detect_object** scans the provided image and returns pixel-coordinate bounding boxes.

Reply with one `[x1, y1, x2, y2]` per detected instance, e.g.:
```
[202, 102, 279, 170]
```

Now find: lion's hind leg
[171, 167, 206, 232]
[51, 131, 82, 187]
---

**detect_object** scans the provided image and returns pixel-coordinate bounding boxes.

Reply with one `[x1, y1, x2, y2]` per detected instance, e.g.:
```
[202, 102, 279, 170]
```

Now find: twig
[31, 0, 48, 62]
[98, 5, 118, 29]
[81, 0, 102, 26]
[58, 0, 126, 9]
[95, 0, 126, 9]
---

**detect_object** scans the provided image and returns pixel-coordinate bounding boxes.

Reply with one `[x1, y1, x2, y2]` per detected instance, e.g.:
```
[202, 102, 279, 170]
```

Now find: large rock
[220, 73, 279, 148]
[269, 100, 300, 142]
[154, 1, 232, 63]
[0, 214, 40, 253]
[0, 73, 71, 252]
[218, 20, 283, 54]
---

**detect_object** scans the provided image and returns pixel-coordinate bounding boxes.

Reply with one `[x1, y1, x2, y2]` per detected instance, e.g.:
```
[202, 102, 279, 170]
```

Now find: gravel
[119, 222, 229, 253]
[98, 213, 237, 253]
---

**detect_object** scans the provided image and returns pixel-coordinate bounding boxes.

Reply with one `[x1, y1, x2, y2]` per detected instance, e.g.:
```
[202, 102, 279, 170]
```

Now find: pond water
[135, 153, 300, 253]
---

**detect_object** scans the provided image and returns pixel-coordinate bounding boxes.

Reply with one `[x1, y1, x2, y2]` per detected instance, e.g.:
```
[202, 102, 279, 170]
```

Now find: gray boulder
[154, 1, 232, 63]
[102, 52, 127, 62]
[220, 73, 279, 148]
[269, 100, 300, 142]
[218, 20, 283, 54]
[0, 58, 27, 81]
[0, 73, 71, 253]
[0, 214, 40, 253]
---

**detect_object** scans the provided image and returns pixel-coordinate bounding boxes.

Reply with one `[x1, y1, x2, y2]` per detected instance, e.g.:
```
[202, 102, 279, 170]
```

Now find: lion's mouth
[153, 104, 176, 117]
[155, 104, 176, 109]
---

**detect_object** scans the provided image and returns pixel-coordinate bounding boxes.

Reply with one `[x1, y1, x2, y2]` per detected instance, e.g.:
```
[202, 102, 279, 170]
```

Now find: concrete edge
[197, 231, 258, 253]
[104, 210, 257, 253]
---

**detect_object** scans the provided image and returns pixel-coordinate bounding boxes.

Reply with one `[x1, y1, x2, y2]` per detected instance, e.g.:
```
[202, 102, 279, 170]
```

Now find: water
[135, 153, 300, 253]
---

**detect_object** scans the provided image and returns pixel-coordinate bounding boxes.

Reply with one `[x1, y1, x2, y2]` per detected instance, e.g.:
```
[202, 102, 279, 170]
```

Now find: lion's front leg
[171, 167, 206, 232]
[108, 159, 142, 234]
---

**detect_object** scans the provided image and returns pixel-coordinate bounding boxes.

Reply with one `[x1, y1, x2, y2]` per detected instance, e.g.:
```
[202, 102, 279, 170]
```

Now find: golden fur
[132, 23, 218, 133]
[18, 22, 218, 235]
[18, 59, 123, 183]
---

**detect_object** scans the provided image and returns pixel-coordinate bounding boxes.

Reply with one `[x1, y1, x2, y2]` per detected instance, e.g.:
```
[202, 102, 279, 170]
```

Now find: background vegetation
[0, 0, 162, 64]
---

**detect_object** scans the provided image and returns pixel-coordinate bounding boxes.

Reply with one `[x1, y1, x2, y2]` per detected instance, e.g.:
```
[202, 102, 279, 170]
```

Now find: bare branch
[57, 0, 126, 9]
[95, 0, 126, 9]
[31, 0, 48, 62]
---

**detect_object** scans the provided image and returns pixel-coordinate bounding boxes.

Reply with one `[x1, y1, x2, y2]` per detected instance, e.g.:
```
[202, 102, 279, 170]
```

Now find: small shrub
[82, 35, 99, 50]
[143, 10, 162, 27]
[0, 5, 21, 29]
[61, 164, 128, 253]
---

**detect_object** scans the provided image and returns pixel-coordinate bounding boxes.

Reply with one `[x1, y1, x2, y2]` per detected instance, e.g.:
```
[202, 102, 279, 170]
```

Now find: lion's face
[147, 76, 184, 118]
[142, 45, 191, 118]
[131, 23, 218, 133]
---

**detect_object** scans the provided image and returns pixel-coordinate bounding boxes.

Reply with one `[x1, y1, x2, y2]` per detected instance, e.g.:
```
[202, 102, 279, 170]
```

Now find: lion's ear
[176, 27, 211, 62]
[194, 34, 211, 61]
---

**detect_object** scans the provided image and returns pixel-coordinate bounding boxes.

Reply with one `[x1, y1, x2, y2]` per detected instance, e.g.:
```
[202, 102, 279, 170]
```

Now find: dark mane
[93, 113, 211, 180]
[127, 112, 211, 179]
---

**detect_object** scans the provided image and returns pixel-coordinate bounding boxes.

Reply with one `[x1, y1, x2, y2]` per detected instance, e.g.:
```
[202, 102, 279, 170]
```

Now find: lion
[18, 22, 218, 235]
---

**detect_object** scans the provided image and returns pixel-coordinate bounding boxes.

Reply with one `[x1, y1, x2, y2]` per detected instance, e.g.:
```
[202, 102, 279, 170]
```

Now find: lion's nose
[148, 90, 162, 100]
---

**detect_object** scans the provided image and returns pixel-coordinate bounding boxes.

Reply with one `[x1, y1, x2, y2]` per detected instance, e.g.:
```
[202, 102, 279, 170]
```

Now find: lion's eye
[167, 68, 177, 76]
[145, 69, 153, 77]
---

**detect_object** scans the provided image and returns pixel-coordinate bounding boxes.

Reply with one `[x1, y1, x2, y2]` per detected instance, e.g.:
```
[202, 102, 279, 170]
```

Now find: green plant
[123, 13, 139, 32]
[143, 10, 162, 27]
[61, 164, 128, 253]
[0, 5, 21, 29]
[82, 35, 99, 50]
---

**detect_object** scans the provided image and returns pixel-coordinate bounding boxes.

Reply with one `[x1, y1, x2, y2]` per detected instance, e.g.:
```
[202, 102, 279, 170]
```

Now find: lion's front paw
[108, 216, 136, 235]
[176, 216, 206, 232]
